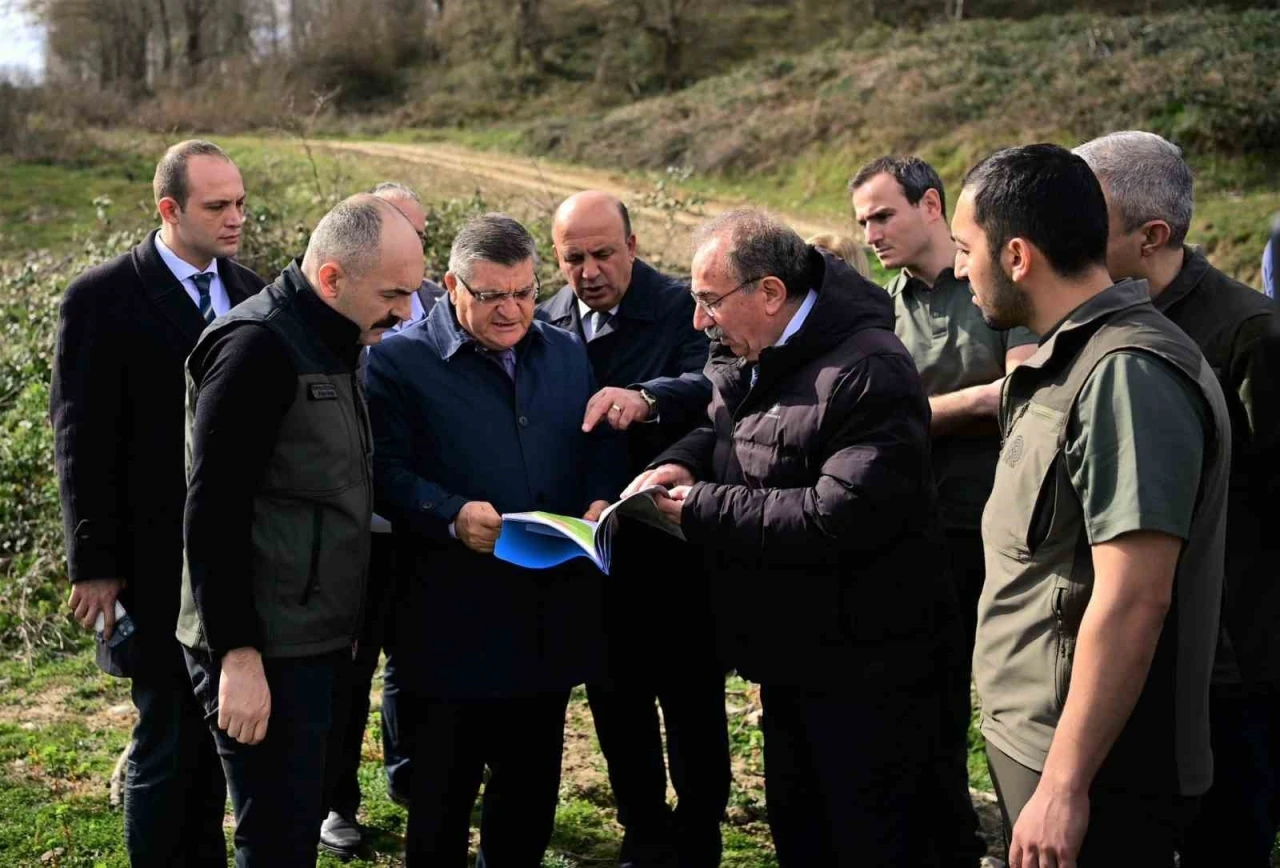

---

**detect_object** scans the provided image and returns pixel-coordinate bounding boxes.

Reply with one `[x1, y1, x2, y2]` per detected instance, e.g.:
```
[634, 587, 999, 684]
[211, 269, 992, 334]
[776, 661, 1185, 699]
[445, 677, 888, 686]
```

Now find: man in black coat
[628, 210, 958, 867]
[51, 140, 265, 867]
[536, 191, 729, 868]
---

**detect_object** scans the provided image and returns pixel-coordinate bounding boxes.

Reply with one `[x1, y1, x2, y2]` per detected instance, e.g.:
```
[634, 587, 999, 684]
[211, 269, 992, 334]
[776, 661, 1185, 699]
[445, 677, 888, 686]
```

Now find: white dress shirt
[155, 233, 231, 319]
[578, 300, 620, 341]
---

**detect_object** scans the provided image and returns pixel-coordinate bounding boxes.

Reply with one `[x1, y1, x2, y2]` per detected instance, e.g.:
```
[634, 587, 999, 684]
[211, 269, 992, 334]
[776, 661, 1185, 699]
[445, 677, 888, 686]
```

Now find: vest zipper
[301, 505, 323, 605]
[1052, 586, 1068, 706]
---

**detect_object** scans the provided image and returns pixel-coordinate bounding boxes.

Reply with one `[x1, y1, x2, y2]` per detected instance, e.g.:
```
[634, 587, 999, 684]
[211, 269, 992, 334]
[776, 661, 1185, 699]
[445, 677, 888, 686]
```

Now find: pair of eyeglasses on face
[691, 275, 764, 319]
[456, 273, 540, 305]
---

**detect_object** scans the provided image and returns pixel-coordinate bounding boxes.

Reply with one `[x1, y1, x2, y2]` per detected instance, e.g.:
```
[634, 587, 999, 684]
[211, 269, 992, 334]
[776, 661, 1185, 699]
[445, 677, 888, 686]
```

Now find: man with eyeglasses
[366, 212, 626, 866]
[625, 210, 958, 866]
[537, 191, 727, 868]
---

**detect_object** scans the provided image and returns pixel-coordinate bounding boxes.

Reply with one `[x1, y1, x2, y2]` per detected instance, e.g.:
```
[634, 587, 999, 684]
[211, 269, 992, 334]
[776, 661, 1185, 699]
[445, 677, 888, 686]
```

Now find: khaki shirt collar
[886, 266, 961, 297]
[1018, 279, 1153, 374]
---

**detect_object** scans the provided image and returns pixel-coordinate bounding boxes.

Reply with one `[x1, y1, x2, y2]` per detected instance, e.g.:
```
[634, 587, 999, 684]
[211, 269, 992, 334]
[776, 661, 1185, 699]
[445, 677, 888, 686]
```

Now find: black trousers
[325, 531, 407, 816]
[936, 528, 988, 867]
[586, 672, 730, 865]
[987, 739, 1182, 866]
[186, 647, 349, 868]
[1180, 681, 1280, 867]
[124, 662, 227, 867]
[760, 680, 943, 867]
[405, 691, 571, 868]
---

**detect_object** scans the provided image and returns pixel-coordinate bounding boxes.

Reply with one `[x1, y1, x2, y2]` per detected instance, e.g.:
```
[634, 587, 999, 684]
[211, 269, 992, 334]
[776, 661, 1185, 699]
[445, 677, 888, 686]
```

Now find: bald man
[537, 191, 729, 868]
[178, 194, 422, 867]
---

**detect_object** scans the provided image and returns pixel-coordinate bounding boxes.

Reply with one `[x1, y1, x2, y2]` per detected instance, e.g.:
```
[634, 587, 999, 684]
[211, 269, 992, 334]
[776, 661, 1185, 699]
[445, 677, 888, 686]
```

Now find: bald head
[552, 190, 637, 312]
[303, 194, 424, 345]
[372, 181, 427, 238]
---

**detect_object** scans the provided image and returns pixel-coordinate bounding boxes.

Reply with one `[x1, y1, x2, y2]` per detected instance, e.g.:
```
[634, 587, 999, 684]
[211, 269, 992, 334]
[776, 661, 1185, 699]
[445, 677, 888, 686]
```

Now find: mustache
[372, 313, 401, 330]
[703, 325, 725, 342]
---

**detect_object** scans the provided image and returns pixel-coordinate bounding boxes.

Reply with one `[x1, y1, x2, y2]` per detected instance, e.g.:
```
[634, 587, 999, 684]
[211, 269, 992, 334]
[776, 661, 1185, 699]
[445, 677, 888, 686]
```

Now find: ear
[157, 197, 181, 225]
[625, 233, 638, 260]
[760, 275, 790, 314]
[921, 188, 944, 221]
[315, 262, 344, 301]
[444, 272, 460, 304]
[1006, 238, 1032, 283]
[1138, 221, 1173, 259]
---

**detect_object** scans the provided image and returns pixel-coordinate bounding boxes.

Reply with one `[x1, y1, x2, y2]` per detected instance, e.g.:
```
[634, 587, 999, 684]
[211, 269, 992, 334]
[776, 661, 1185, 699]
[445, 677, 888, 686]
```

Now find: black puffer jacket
[655, 249, 958, 688]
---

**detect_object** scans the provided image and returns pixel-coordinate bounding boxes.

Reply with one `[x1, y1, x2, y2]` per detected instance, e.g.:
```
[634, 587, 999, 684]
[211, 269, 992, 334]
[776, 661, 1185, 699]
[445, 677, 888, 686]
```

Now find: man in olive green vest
[852, 156, 1038, 868]
[955, 144, 1231, 866]
[177, 194, 422, 867]
[1076, 130, 1280, 867]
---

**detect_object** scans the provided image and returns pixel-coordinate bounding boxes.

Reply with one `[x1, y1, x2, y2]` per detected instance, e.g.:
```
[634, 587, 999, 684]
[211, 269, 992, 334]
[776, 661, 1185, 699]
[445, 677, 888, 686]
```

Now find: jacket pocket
[1052, 586, 1072, 710]
[301, 505, 323, 606]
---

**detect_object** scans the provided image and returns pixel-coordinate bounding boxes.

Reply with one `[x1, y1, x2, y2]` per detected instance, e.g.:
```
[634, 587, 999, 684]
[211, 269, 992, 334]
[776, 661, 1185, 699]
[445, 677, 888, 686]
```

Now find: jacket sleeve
[366, 346, 469, 538]
[584, 366, 630, 506]
[1234, 310, 1280, 500]
[650, 426, 718, 480]
[49, 275, 126, 581]
[681, 352, 931, 559]
[632, 309, 712, 435]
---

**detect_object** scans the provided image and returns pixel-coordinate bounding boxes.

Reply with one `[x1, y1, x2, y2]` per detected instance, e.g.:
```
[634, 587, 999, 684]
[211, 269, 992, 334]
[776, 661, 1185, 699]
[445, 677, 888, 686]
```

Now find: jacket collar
[133, 228, 257, 345]
[1017, 279, 1154, 375]
[1152, 246, 1207, 314]
[543, 257, 666, 328]
[425, 296, 544, 362]
[278, 260, 363, 367]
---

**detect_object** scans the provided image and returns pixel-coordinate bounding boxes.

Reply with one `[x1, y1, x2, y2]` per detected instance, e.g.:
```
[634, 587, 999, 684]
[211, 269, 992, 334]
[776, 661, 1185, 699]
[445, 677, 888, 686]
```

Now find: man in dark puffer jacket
[626, 209, 960, 867]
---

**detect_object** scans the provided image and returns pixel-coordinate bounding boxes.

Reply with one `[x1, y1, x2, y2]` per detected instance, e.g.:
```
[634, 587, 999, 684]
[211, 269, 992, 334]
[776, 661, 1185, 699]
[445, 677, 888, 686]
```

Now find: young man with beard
[955, 144, 1232, 866]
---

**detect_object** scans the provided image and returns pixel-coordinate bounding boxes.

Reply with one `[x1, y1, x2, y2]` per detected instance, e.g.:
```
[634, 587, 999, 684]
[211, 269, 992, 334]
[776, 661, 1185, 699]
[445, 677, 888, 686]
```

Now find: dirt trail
[319, 140, 844, 240]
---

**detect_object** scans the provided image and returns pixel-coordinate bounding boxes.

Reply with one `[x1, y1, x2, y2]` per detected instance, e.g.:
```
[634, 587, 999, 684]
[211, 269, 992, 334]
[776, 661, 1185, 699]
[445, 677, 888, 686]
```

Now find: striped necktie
[192, 272, 215, 324]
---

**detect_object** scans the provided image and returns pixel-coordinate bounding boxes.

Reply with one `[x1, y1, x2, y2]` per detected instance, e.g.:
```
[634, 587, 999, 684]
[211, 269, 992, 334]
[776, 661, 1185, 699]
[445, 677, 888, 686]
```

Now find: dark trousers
[987, 739, 1181, 866]
[381, 654, 415, 803]
[124, 664, 228, 867]
[936, 528, 988, 867]
[405, 691, 571, 868]
[760, 680, 943, 867]
[586, 673, 730, 865]
[325, 531, 408, 815]
[186, 647, 349, 868]
[1180, 681, 1280, 866]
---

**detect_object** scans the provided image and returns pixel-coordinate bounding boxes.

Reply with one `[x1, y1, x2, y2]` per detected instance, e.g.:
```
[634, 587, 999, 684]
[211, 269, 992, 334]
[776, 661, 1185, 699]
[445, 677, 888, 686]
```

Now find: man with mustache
[626, 209, 958, 866]
[178, 194, 422, 867]
[536, 191, 728, 868]
[367, 213, 626, 866]
[51, 139, 265, 867]
[851, 156, 1037, 868]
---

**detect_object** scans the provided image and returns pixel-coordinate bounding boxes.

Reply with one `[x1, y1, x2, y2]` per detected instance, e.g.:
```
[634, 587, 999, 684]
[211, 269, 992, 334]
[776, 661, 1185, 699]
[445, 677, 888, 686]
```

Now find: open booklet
[493, 486, 685, 575]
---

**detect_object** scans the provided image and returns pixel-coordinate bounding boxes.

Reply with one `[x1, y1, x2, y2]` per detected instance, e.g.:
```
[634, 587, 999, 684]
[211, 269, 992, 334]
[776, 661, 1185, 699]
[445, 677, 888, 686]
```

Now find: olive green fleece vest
[176, 272, 373, 658]
[973, 281, 1230, 797]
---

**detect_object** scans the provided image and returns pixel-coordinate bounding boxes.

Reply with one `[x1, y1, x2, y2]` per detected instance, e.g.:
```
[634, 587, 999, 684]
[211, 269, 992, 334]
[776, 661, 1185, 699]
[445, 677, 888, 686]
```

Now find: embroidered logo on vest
[1004, 435, 1025, 467]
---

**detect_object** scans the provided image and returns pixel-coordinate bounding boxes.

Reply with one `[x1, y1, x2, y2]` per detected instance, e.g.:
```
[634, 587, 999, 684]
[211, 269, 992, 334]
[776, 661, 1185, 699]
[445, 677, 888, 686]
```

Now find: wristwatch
[638, 389, 660, 423]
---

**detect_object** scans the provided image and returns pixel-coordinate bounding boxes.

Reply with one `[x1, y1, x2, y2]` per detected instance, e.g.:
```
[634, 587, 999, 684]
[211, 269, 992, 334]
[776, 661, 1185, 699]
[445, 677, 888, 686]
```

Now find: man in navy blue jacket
[366, 213, 626, 867]
[537, 192, 728, 868]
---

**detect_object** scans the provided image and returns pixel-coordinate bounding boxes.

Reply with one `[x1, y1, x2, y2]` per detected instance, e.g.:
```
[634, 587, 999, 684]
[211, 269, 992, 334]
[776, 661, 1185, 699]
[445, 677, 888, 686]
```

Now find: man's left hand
[582, 387, 650, 432]
[1008, 780, 1089, 868]
[654, 485, 690, 525]
[583, 500, 610, 521]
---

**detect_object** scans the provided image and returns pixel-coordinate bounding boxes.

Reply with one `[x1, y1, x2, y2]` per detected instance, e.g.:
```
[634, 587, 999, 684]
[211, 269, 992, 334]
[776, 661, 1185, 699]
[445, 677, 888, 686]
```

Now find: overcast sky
[0, 7, 44, 79]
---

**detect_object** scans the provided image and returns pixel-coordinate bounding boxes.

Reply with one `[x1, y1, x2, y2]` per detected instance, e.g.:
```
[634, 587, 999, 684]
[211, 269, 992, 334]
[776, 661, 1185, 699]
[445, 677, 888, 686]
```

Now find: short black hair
[153, 140, 233, 208]
[618, 201, 632, 239]
[962, 144, 1109, 279]
[849, 156, 947, 217]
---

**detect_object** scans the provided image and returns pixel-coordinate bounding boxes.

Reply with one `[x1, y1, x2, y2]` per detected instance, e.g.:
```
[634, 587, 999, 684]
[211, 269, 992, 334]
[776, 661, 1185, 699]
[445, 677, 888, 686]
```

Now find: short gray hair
[1075, 131, 1194, 248]
[448, 213, 538, 281]
[153, 140, 233, 207]
[303, 194, 389, 278]
[694, 209, 812, 300]
[370, 181, 422, 205]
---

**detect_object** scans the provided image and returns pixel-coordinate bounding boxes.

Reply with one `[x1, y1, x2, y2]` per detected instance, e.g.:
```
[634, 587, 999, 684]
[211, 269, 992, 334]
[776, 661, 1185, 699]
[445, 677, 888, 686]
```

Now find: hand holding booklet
[493, 486, 685, 574]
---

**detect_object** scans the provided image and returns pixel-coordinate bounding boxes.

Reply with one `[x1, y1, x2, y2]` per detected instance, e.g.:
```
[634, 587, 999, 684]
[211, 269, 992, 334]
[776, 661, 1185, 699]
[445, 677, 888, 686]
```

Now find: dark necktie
[497, 348, 516, 381]
[192, 272, 215, 324]
[588, 310, 611, 341]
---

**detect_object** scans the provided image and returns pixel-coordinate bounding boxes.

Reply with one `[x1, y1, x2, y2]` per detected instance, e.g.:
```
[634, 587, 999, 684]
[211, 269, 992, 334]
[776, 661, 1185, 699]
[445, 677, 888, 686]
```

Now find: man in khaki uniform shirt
[956, 144, 1230, 867]
[852, 156, 1037, 868]
[1077, 130, 1280, 867]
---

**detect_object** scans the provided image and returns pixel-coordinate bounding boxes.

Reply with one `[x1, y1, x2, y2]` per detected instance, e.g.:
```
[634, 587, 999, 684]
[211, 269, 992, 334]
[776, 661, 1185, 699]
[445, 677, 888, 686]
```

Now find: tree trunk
[154, 0, 174, 74]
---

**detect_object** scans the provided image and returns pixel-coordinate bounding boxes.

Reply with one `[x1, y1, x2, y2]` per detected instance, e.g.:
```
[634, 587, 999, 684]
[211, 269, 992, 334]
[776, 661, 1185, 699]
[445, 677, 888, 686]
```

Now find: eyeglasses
[691, 275, 763, 319]
[456, 273, 540, 305]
